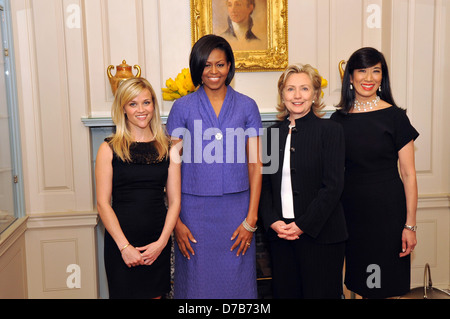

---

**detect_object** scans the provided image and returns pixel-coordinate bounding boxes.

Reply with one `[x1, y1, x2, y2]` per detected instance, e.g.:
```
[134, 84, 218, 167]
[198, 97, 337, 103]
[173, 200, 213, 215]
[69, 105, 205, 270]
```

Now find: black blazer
[259, 111, 348, 244]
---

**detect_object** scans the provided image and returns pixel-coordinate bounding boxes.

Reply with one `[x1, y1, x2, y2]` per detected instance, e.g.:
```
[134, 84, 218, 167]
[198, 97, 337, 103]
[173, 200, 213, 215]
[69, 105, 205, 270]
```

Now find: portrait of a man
[213, 0, 268, 51]
[192, 0, 287, 71]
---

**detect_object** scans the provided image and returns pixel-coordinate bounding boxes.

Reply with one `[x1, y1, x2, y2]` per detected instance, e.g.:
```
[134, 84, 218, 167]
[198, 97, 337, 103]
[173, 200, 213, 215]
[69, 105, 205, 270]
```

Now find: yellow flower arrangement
[162, 68, 197, 101]
[320, 77, 328, 98]
[161, 67, 327, 101]
[314, 68, 328, 99]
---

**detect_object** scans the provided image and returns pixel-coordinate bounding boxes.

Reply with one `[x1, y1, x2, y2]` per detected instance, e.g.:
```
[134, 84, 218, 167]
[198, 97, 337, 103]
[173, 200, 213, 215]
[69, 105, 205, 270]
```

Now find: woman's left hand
[399, 229, 417, 257]
[230, 223, 254, 257]
[136, 241, 165, 265]
[278, 222, 303, 240]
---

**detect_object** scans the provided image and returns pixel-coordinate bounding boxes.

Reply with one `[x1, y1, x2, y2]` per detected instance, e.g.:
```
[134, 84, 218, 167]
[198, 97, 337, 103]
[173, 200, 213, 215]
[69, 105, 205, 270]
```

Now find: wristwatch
[404, 224, 417, 232]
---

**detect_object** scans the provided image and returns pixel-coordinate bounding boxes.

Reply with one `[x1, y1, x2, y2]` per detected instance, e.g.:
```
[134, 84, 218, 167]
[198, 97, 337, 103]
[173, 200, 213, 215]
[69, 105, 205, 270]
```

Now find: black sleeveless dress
[331, 107, 419, 298]
[104, 140, 171, 299]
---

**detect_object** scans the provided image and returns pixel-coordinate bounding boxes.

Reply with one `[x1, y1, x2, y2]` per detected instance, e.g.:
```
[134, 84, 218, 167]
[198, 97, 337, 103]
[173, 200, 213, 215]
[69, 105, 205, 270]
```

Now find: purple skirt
[174, 190, 257, 299]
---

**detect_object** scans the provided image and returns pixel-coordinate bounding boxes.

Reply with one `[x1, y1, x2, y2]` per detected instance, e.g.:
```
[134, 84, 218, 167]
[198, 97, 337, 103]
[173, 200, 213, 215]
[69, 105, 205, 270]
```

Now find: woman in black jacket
[260, 64, 348, 299]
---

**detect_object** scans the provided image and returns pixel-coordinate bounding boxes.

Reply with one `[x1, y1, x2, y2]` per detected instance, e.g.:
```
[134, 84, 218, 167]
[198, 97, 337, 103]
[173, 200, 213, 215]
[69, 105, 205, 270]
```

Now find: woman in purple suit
[166, 35, 262, 299]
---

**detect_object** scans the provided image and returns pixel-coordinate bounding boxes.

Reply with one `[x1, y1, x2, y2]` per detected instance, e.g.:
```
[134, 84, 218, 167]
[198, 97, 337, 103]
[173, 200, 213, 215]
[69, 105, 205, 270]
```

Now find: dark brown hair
[189, 34, 235, 87]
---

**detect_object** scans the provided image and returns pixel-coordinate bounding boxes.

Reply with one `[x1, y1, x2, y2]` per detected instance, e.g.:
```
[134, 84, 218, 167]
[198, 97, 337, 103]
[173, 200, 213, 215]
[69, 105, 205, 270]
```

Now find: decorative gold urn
[338, 60, 346, 82]
[107, 60, 142, 94]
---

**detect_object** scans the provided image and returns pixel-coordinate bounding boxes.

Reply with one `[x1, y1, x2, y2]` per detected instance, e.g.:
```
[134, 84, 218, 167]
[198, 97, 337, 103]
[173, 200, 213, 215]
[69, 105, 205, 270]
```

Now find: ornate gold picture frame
[191, 0, 288, 72]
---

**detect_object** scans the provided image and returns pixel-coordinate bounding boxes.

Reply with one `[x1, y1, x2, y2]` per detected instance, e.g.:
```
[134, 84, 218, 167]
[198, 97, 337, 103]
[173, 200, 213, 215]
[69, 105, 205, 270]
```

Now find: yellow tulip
[162, 68, 197, 101]
[163, 92, 174, 101]
[175, 78, 185, 92]
[187, 84, 196, 93]
[178, 87, 188, 97]
[166, 78, 178, 92]
[185, 76, 195, 92]
[170, 92, 181, 99]
[181, 68, 190, 79]
[175, 74, 184, 83]
[321, 77, 328, 88]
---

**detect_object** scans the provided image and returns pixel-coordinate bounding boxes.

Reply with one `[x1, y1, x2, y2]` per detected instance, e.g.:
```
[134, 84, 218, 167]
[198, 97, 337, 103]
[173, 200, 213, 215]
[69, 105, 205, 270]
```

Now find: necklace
[353, 96, 380, 112]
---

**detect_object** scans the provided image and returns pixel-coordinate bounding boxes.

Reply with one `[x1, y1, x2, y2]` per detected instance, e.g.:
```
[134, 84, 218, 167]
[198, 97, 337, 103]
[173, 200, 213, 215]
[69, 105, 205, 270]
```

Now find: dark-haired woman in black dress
[331, 47, 419, 298]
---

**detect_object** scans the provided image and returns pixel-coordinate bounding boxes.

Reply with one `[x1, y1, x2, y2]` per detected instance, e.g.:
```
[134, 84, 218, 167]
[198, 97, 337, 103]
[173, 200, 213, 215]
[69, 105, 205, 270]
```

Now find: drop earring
[350, 84, 353, 90]
[379, 86, 382, 92]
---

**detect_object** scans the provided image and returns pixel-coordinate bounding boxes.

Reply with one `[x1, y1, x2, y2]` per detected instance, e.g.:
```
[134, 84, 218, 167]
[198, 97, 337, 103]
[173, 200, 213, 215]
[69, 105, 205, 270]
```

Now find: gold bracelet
[120, 243, 130, 253]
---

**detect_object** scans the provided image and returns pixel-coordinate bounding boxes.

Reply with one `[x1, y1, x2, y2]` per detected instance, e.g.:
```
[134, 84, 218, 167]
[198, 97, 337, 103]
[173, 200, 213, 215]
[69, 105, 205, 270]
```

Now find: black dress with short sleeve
[103, 140, 171, 299]
[331, 106, 419, 298]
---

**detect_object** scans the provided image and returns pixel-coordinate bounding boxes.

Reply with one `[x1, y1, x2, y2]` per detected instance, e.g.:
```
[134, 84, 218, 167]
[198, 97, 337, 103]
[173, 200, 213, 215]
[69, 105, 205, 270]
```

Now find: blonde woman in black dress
[96, 78, 181, 298]
[331, 47, 418, 298]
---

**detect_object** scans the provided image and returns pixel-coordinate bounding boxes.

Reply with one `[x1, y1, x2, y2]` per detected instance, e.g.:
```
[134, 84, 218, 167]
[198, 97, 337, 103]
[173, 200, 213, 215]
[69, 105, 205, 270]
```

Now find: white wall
[6, 0, 449, 297]
[82, 0, 385, 116]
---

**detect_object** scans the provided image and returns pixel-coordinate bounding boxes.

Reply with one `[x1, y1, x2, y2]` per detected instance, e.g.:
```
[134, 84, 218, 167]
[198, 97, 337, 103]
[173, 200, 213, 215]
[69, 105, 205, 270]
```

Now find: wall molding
[27, 211, 98, 229]
[80, 111, 338, 128]
[25, 211, 99, 298]
[418, 194, 450, 209]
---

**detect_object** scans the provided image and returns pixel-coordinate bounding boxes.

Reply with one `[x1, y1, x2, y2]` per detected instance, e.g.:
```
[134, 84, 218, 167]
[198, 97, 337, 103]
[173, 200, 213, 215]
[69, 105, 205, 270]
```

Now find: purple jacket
[166, 86, 262, 196]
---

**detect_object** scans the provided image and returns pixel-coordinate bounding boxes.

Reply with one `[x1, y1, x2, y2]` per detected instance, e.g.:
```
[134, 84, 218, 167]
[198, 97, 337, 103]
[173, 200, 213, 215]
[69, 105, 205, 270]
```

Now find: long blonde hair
[109, 77, 169, 162]
[276, 64, 325, 120]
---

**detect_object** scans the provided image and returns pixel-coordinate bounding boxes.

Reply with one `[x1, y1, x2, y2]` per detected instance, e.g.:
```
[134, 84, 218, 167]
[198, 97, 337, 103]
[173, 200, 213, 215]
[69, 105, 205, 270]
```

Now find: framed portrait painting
[191, 0, 288, 72]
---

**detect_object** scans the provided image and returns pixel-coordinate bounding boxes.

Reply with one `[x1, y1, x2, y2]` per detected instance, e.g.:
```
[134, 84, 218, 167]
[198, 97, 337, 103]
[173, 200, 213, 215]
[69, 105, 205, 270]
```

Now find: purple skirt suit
[166, 86, 262, 299]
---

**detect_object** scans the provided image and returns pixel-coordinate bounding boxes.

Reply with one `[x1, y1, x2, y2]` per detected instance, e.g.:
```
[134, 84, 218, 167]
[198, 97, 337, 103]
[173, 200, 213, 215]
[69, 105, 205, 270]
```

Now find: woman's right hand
[174, 219, 197, 259]
[121, 245, 144, 268]
[271, 220, 301, 240]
